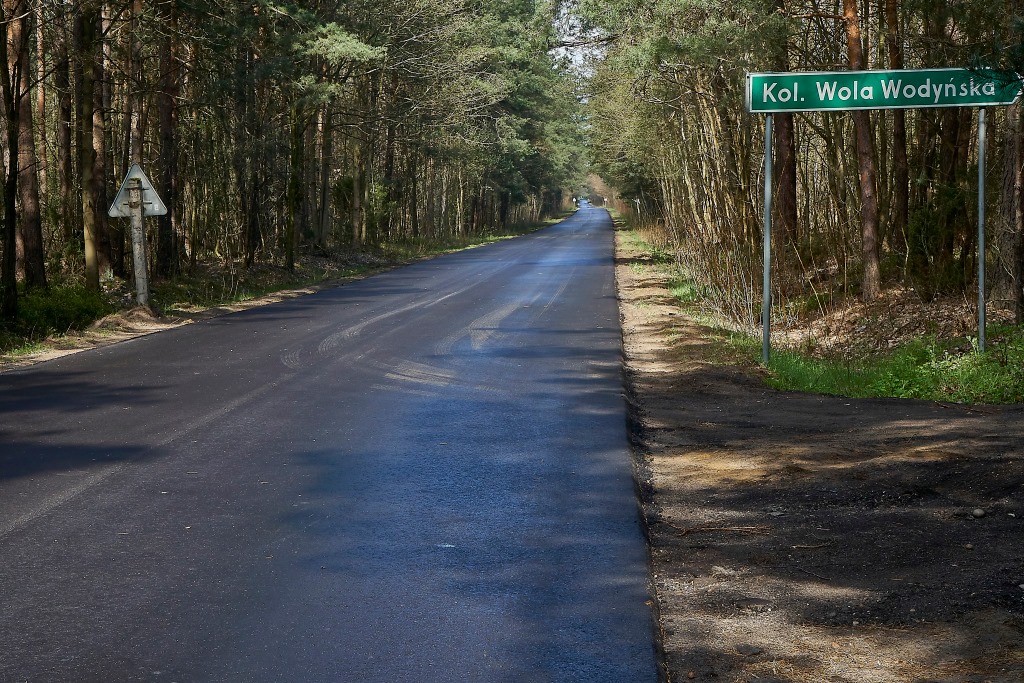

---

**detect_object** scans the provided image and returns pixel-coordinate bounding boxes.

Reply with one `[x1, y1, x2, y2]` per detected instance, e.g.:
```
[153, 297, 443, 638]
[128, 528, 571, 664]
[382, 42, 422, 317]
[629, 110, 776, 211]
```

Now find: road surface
[0, 207, 657, 682]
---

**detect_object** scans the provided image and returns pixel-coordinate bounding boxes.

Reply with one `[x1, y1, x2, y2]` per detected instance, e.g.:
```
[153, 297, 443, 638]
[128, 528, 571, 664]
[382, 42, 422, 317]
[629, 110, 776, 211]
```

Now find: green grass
[667, 274, 699, 305]
[764, 331, 1024, 404]
[623, 227, 1024, 406]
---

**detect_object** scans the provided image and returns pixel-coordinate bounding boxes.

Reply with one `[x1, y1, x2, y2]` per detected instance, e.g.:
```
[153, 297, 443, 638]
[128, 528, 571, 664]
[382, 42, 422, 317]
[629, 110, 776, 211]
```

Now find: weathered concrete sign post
[746, 68, 1021, 361]
[108, 164, 168, 307]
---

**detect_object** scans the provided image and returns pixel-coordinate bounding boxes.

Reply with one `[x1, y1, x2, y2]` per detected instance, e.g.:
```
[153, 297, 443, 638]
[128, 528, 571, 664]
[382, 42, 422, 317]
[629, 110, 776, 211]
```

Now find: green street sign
[746, 68, 1021, 113]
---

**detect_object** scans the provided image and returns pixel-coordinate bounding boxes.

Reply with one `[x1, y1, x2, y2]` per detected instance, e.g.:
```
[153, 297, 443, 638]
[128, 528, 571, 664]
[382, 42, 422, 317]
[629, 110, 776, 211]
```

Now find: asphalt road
[0, 206, 658, 682]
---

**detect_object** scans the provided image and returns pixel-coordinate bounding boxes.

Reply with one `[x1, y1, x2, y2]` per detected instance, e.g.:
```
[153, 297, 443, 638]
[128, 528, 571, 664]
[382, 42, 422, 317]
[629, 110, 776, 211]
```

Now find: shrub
[15, 287, 113, 340]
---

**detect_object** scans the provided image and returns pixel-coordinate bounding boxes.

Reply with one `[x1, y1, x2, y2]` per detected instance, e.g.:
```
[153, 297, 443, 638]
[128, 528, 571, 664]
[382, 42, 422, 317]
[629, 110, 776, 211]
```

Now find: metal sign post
[108, 164, 168, 308]
[762, 114, 773, 364]
[127, 179, 150, 307]
[747, 69, 1020, 361]
[978, 108, 987, 352]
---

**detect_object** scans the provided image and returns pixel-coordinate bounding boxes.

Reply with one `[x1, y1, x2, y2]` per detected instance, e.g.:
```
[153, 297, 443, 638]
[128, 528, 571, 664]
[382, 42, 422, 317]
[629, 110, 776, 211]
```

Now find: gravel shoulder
[615, 229, 1024, 683]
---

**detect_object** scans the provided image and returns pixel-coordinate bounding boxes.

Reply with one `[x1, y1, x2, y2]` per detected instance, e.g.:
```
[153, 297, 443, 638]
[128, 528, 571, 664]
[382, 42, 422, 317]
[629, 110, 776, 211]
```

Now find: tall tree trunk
[128, 0, 143, 164]
[78, 1, 100, 290]
[156, 0, 178, 277]
[102, 2, 123, 276]
[93, 4, 114, 278]
[939, 108, 973, 288]
[1, 141, 17, 318]
[844, 0, 882, 300]
[10, 0, 24, 282]
[423, 157, 434, 238]
[352, 140, 365, 246]
[285, 102, 304, 271]
[885, 0, 909, 258]
[771, 0, 797, 283]
[316, 105, 332, 246]
[120, 0, 142, 273]
[55, 21, 74, 246]
[16, 2, 46, 289]
[993, 100, 1024, 320]
[383, 109, 396, 235]
[409, 146, 419, 239]
[34, 1, 48, 228]
[0, 0, 21, 317]
[237, 47, 260, 268]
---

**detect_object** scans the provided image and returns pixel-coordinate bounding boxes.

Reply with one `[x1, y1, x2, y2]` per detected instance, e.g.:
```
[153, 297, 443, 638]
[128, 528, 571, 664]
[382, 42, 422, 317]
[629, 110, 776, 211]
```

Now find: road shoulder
[615, 228, 1024, 682]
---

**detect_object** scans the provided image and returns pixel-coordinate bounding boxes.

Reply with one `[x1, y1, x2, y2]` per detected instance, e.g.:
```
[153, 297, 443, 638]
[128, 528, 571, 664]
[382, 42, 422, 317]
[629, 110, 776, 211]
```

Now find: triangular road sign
[108, 164, 168, 217]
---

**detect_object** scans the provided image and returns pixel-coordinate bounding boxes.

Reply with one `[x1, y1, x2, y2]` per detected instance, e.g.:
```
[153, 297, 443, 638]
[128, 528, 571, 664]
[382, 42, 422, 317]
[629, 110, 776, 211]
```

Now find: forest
[5, 0, 1024, 353]
[0, 0, 585, 325]
[576, 0, 1024, 332]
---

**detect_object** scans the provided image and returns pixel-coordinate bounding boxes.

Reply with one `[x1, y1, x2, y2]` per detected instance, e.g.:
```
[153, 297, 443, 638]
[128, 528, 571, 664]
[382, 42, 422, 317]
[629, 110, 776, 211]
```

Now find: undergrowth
[626, 227, 1024, 406]
[149, 261, 372, 313]
[1, 217, 564, 357]
[0, 286, 113, 353]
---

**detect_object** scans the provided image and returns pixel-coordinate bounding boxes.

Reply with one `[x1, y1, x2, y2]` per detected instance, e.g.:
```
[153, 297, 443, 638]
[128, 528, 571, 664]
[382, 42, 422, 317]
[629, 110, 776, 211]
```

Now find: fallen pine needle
[662, 522, 771, 536]
[794, 566, 831, 581]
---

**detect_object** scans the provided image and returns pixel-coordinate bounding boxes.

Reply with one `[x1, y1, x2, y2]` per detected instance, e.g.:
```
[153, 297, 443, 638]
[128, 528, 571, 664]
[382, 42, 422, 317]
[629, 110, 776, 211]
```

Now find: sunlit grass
[624, 228, 1024, 405]
[764, 332, 1024, 404]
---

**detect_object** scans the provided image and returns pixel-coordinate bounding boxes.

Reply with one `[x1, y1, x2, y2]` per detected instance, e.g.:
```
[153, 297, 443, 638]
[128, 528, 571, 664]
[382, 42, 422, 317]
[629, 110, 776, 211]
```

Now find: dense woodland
[577, 0, 1024, 328]
[0, 0, 585, 319]
[6, 0, 1024, 339]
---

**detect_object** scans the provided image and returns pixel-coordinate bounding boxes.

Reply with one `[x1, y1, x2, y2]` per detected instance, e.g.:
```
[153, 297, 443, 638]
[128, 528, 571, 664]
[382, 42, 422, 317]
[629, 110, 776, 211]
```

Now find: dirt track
[615, 229, 1024, 683]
